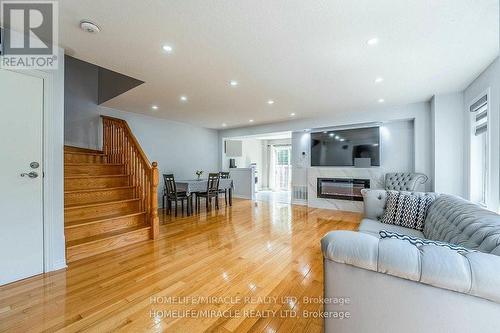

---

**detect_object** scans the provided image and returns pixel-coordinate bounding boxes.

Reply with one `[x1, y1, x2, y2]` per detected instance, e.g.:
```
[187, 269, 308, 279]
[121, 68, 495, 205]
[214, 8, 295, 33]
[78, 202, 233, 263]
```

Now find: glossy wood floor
[0, 199, 360, 333]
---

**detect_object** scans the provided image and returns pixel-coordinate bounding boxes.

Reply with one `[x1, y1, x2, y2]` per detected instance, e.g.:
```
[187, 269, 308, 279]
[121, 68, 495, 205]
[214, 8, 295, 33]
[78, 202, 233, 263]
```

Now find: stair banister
[101, 116, 159, 239]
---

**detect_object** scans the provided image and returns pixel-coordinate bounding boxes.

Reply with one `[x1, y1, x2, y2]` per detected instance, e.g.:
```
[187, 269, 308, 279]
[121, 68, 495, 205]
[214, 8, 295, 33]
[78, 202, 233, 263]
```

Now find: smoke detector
[80, 20, 100, 33]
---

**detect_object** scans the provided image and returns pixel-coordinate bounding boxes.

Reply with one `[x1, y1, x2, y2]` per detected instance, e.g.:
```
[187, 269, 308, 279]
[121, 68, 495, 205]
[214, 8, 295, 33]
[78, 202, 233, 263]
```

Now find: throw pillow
[379, 230, 475, 254]
[381, 191, 437, 231]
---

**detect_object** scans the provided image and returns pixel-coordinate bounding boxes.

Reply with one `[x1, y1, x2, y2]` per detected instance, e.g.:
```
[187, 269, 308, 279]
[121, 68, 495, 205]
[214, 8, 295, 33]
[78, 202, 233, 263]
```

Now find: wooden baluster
[150, 162, 159, 239]
[101, 116, 159, 241]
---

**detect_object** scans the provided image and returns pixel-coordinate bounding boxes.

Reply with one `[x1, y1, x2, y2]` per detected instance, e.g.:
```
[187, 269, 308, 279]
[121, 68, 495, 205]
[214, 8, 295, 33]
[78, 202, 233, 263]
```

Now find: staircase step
[65, 186, 136, 206]
[64, 174, 130, 191]
[65, 151, 107, 164]
[64, 212, 147, 242]
[65, 198, 141, 222]
[65, 163, 124, 176]
[65, 225, 151, 262]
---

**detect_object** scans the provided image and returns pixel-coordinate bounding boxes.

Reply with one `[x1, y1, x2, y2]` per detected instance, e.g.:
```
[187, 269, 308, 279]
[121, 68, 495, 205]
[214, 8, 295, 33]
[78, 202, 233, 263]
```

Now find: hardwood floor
[0, 199, 360, 333]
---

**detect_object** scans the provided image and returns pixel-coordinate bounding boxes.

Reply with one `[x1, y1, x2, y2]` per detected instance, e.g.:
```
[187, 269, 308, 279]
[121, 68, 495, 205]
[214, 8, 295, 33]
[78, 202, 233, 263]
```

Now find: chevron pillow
[379, 230, 474, 254]
[381, 191, 438, 231]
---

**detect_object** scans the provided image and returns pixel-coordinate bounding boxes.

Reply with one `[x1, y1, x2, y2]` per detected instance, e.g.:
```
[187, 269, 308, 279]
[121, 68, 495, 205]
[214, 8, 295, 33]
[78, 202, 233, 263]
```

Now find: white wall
[97, 107, 219, 202]
[430, 92, 465, 196]
[45, 48, 66, 271]
[464, 56, 500, 211]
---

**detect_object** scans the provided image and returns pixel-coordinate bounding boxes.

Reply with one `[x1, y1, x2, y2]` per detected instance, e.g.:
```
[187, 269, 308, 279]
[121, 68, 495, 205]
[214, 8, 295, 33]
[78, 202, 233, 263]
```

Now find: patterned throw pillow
[381, 191, 437, 231]
[379, 230, 475, 254]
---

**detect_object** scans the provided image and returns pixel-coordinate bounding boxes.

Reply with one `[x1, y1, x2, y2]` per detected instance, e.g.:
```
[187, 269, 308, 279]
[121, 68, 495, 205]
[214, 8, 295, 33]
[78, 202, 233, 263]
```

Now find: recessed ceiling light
[221, 123, 227, 127]
[229, 80, 238, 87]
[329, 133, 334, 137]
[378, 98, 385, 103]
[162, 44, 173, 53]
[340, 138, 346, 142]
[249, 119, 254, 123]
[180, 95, 188, 102]
[335, 135, 340, 140]
[267, 100, 275, 105]
[151, 105, 159, 110]
[375, 77, 384, 83]
[290, 113, 296, 117]
[323, 131, 328, 134]
[367, 37, 379, 46]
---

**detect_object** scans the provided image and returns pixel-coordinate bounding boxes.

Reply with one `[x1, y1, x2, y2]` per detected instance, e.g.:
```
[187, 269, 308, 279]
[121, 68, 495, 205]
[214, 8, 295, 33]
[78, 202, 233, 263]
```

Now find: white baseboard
[232, 194, 253, 200]
[291, 199, 308, 206]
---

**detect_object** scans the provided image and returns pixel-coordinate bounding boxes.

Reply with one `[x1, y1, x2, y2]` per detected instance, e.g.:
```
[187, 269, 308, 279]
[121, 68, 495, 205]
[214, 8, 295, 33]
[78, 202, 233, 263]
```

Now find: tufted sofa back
[424, 195, 500, 255]
[385, 173, 428, 191]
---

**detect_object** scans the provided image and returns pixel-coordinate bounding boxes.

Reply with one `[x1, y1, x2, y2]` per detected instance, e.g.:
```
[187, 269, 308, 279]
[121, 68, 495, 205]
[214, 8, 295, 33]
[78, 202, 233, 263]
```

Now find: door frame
[7, 66, 66, 273]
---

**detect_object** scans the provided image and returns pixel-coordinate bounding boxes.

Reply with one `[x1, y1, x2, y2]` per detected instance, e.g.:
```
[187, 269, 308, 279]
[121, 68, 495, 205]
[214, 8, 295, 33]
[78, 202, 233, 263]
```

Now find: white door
[0, 69, 44, 285]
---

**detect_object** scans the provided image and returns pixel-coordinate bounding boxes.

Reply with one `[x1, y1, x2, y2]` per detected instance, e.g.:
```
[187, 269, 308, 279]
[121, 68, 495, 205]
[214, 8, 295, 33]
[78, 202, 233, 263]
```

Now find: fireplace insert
[317, 178, 370, 201]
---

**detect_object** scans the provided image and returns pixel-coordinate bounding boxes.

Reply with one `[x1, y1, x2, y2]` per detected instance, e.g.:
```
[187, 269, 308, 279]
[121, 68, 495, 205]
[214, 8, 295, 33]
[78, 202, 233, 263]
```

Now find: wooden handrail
[101, 116, 159, 239]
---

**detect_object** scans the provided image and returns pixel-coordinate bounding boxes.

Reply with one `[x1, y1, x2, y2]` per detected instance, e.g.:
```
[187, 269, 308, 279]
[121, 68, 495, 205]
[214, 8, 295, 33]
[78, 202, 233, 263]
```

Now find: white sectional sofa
[321, 189, 500, 333]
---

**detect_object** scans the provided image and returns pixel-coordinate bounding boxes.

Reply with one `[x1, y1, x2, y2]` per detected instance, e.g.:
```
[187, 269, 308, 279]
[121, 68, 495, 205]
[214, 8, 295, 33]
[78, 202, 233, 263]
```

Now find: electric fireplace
[317, 178, 370, 201]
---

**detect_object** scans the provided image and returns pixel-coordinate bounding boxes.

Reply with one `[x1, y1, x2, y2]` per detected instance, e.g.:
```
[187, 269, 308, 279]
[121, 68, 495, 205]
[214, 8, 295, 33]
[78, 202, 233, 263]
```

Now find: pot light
[375, 77, 384, 83]
[249, 119, 254, 123]
[267, 100, 275, 105]
[290, 113, 296, 117]
[378, 98, 385, 103]
[221, 123, 227, 127]
[162, 44, 173, 53]
[367, 37, 379, 46]
[229, 80, 238, 87]
[180, 95, 188, 102]
[329, 133, 334, 137]
[151, 105, 159, 110]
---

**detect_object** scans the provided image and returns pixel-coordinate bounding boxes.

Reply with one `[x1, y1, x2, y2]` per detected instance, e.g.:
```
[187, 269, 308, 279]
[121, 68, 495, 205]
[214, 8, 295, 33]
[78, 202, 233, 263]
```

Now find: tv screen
[310, 127, 380, 167]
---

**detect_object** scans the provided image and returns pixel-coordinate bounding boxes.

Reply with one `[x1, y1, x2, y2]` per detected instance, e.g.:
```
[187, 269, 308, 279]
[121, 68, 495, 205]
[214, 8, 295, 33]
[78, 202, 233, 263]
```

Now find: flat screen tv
[310, 127, 380, 167]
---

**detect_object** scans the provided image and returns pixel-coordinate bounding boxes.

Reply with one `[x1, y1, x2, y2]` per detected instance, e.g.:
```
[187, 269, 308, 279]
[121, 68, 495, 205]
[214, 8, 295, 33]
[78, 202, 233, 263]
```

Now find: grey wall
[64, 57, 220, 198]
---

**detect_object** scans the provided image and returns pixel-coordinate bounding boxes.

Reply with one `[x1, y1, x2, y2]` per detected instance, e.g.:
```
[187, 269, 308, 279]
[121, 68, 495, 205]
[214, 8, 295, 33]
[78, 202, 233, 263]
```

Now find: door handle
[20, 171, 39, 178]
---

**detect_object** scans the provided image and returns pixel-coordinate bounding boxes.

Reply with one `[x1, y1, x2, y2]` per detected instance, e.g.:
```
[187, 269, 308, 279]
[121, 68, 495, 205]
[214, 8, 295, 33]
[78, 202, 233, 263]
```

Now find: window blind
[470, 95, 488, 136]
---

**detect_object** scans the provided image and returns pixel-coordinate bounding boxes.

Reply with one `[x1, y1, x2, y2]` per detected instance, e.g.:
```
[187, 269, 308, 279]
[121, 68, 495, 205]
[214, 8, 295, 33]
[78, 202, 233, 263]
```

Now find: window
[469, 94, 488, 206]
[276, 148, 290, 165]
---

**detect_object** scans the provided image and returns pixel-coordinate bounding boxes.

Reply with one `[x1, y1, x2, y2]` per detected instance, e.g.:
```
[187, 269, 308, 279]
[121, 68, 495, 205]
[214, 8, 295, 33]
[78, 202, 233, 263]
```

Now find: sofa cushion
[379, 230, 475, 254]
[321, 230, 500, 303]
[381, 191, 438, 231]
[359, 219, 424, 238]
[424, 195, 500, 254]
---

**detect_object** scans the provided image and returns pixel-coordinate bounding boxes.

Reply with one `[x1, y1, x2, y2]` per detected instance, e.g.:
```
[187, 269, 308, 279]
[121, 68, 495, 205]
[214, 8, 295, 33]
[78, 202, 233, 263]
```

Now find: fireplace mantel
[307, 167, 386, 212]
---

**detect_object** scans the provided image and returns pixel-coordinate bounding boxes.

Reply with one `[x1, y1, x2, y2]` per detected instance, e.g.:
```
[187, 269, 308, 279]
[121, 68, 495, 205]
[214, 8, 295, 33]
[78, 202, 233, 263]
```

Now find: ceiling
[59, 0, 499, 129]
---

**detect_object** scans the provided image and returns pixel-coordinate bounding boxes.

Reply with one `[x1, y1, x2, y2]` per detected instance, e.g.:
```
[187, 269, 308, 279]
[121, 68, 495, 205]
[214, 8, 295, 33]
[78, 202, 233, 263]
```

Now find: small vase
[197, 175, 201, 181]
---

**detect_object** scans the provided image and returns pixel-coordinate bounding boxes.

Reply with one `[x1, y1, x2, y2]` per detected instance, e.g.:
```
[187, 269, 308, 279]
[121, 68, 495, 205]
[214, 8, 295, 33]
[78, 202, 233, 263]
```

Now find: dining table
[175, 178, 234, 214]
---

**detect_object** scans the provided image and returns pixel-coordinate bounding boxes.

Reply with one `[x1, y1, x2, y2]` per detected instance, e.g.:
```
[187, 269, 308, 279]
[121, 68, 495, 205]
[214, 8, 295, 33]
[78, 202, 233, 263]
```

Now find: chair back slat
[163, 174, 177, 196]
[219, 172, 230, 179]
[207, 173, 220, 193]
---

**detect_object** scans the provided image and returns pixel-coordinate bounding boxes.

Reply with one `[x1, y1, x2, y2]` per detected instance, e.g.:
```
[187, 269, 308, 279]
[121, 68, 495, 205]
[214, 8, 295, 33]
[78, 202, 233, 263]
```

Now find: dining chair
[196, 173, 220, 212]
[163, 174, 189, 216]
[219, 172, 230, 205]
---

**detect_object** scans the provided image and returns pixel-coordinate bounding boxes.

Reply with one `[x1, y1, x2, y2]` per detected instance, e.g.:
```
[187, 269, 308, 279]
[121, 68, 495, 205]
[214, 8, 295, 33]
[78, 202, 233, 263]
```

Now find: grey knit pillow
[381, 191, 438, 231]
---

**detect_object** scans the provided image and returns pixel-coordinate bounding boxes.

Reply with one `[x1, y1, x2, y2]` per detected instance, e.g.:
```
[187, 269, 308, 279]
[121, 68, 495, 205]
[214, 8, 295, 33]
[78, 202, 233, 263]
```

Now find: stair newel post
[150, 162, 160, 239]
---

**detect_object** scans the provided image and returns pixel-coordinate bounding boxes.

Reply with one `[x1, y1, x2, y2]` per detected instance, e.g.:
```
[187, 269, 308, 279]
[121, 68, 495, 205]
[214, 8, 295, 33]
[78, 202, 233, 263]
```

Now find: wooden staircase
[64, 117, 159, 263]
